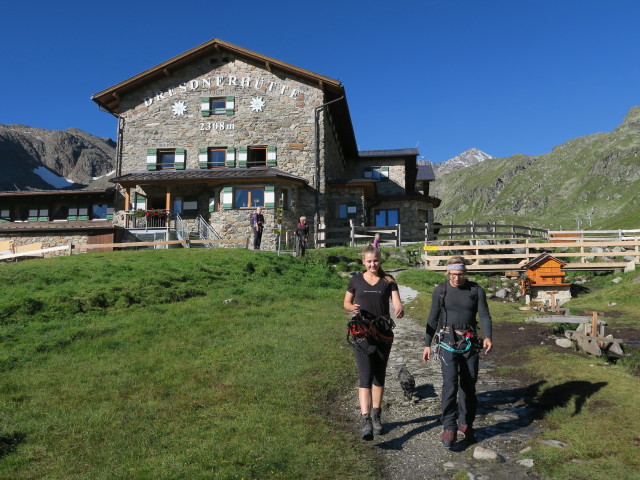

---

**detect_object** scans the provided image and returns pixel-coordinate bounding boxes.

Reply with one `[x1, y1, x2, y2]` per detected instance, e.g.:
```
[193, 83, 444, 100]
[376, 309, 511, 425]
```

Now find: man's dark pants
[439, 340, 480, 430]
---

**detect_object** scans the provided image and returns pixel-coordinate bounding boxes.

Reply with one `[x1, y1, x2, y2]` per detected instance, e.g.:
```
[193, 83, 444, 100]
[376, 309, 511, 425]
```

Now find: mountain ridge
[431, 106, 640, 229]
[0, 124, 116, 191]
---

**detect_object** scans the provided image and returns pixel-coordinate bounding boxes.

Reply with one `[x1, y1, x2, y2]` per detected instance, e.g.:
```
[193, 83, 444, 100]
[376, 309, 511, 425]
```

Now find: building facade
[91, 39, 440, 249]
[1, 39, 439, 254]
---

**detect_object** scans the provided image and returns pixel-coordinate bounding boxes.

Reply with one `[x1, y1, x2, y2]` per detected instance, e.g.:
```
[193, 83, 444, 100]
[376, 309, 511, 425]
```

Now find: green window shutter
[265, 185, 275, 209]
[222, 187, 233, 210]
[68, 205, 78, 221]
[175, 148, 186, 170]
[146, 149, 158, 171]
[199, 148, 208, 168]
[208, 197, 216, 212]
[238, 146, 247, 168]
[106, 205, 114, 220]
[226, 147, 236, 168]
[201, 97, 211, 117]
[38, 205, 49, 222]
[226, 96, 235, 116]
[381, 166, 389, 181]
[363, 167, 372, 179]
[78, 205, 89, 221]
[267, 146, 277, 167]
[28, 206, 38, 222]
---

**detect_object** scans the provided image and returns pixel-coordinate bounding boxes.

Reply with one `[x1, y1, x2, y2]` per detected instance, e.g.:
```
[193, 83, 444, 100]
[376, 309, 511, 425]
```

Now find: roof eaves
[92, 38, 344, 112]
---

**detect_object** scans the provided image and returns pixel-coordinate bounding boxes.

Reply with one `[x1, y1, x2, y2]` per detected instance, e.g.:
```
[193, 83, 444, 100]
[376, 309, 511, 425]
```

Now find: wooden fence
[316, 220, 401, 247]
[0, 237, 249, 262]
[427, 221, 548, 241]
[423, 237, 640, 273]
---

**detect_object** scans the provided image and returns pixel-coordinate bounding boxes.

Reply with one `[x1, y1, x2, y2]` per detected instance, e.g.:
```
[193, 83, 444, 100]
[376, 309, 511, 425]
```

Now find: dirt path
[340, 285, 547, 479]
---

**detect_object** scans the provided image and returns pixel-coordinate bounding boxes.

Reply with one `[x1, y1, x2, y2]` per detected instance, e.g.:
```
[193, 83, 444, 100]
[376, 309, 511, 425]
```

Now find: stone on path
[473, 446, 505, 462]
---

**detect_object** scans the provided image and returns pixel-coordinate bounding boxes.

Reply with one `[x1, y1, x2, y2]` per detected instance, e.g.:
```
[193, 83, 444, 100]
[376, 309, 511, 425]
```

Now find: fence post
[318, 222, 325, 249]
[396, 224, 401, 247]
[350, 219, 355, 247]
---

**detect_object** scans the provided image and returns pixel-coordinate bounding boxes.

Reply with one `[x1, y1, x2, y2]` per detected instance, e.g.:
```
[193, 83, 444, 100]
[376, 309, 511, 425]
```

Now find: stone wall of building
[355, 157, 408, 196]
[0, 231, 98, 258]
[118, 54, 324, 183]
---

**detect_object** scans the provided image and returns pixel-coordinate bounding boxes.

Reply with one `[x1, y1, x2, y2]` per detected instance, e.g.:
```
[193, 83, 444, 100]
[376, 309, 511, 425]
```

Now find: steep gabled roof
[522, 253, 567, 270]
[91, 38, 344, 114]
[91, 38, 359, 159]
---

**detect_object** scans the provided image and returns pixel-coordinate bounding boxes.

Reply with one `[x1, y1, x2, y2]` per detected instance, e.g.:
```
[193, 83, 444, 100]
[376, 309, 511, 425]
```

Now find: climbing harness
[347, 311, 395, 356]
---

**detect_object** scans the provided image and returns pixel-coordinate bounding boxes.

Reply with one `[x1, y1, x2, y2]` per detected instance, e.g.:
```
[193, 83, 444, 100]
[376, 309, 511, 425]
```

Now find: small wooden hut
[520, 253, 572, 307]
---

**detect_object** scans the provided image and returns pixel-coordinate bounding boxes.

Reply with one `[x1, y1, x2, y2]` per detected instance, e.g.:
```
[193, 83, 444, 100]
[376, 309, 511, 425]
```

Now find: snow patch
[33, 166, 75, 189]
[93, 169, 115, 180]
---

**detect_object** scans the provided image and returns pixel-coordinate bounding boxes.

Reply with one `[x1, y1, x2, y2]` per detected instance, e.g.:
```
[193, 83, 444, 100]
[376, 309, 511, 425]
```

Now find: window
[375, 209, 399, 227]
[0, 206, 10, 221]
[92, 204, 107, 219]
[183, 197, 198, 217]
[173, 198, 183, 214]
[234, 188, 264, 208]
[147, 148, 185, 171]
[51, 205, 68, 220]
[27, 205, 48, 221]
[338, 203, 357, 219]
[201, 96, 235, 116]
[68, 204, 89, 221]
[364, 166, 389, 181]
[248, 146, 267, 167]
[199, 147, 227, 168]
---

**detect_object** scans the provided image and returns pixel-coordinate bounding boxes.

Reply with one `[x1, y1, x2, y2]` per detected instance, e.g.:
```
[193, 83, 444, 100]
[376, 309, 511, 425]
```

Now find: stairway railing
[195, 215, 221, 248]
[174, 212, 190, 248]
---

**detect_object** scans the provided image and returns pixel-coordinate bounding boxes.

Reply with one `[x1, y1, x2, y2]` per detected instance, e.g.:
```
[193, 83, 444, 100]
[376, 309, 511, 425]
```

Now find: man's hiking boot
[361, 414, 374, 441]
[441, 429, 457, 448]
[372, 407, 383, 435]
[458, 425, 476, 443]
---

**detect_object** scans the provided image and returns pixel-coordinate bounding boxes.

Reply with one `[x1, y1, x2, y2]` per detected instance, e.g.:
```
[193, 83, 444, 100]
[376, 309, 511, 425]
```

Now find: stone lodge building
[1, 39, 440, 253]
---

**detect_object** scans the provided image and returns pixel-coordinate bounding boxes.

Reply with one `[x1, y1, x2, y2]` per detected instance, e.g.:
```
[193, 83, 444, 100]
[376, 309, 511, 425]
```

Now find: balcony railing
[124, 209, 172, 229]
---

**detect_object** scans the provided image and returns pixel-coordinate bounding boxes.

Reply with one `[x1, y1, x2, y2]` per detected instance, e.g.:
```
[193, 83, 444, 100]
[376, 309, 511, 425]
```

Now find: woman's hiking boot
[361, 414, 374, 441]
[371, 407, 383, 435]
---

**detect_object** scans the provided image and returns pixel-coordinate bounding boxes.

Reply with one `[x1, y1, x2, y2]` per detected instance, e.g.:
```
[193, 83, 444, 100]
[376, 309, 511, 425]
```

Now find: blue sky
[2, 0, 638, 163]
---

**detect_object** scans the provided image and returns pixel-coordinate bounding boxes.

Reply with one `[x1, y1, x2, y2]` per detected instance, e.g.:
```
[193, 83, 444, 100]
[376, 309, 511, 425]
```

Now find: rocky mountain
[431, 106, 640, 230]
[0, 124, 116, 191]
[432, 148, 493, 177]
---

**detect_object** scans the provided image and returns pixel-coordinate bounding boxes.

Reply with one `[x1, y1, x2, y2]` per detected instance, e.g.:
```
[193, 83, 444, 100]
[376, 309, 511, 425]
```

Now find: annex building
[1, 39, 440, 253]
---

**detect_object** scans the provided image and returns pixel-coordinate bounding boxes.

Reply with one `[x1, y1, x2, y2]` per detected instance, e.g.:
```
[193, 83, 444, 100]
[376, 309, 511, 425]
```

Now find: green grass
[509, 347, 640, 480]
[0, 249, 377, 479]
[1, 248, 638, 479]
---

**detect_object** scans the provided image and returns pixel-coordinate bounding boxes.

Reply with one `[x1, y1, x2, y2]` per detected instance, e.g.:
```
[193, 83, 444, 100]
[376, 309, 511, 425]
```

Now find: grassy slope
[1, 248, 639, 479]
[396, 267, 640, 480]
[0, 249, 376, 480]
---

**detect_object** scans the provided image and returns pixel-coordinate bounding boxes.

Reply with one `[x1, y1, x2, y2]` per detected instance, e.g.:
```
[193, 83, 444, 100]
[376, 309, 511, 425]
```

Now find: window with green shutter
[147, 148, 185, 170]
[201, 97, 234, 116]
[247, 146, 267, 167]
[200, 147, 227, 169]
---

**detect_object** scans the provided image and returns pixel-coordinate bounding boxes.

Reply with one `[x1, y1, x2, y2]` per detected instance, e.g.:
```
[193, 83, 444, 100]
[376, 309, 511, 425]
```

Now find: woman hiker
[293, 216, 309, 257]
[344, 244, 404, 440]
[422, 255, 493, 448]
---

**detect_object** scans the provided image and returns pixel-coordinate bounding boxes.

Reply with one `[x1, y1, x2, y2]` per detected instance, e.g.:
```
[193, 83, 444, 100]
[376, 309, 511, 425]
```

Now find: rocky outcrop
[0, 124, 116, 191]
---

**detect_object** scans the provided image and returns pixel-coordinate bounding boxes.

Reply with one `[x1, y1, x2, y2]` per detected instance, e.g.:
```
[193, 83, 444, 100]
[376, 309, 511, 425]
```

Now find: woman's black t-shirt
[347, 273, 398, 319]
